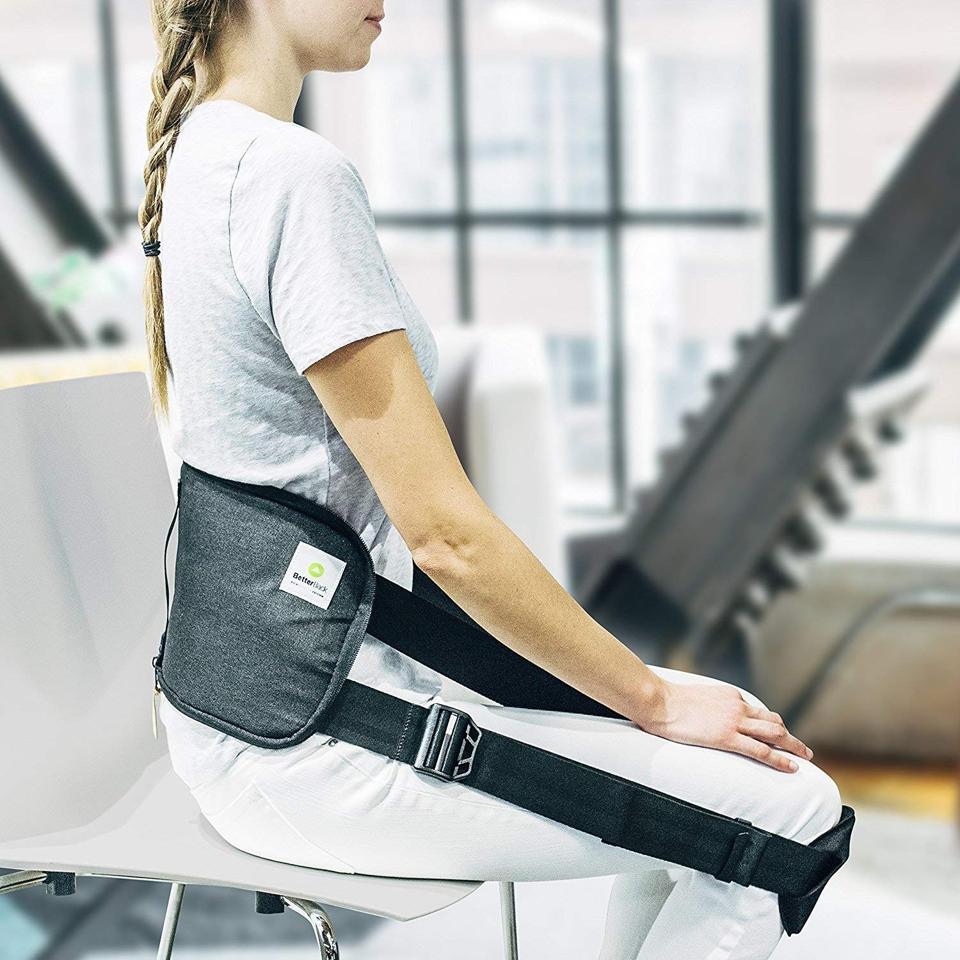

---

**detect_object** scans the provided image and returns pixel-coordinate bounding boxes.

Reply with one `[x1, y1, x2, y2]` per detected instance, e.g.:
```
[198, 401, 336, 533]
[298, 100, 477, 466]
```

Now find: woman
[139, 2, 843, 957]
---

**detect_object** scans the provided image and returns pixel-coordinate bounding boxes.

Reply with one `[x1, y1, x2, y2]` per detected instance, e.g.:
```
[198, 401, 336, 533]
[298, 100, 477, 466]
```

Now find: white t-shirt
[156, 98, 488, 788]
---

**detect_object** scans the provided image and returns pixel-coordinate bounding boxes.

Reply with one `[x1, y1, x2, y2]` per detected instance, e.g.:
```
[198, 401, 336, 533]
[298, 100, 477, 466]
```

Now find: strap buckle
[413, 703, 483, 782]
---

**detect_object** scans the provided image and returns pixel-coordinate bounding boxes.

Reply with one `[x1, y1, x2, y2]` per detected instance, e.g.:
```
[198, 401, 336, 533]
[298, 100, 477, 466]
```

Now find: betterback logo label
[279, 541, 347, 610]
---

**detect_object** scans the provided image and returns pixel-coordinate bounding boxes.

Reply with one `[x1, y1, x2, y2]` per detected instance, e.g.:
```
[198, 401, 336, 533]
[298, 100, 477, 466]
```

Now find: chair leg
[156, 882, 186, 960]
[0, 871, 49, 896]
[282, 896, 340, 959]
[499, 881, 519, 960]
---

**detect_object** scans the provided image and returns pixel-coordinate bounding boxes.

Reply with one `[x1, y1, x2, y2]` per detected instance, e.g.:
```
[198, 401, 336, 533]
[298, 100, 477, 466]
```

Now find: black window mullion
[602, 0, 628, 514]
[449, 0, 473, 324]
[99, 0, 126, 235]
[768, 0, 811, 302]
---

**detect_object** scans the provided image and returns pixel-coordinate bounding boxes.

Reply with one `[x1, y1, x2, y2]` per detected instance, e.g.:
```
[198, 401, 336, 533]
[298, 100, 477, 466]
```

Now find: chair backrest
[0, 371, 173, 838]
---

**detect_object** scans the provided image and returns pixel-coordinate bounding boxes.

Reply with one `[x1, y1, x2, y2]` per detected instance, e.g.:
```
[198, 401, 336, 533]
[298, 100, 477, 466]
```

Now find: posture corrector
[153, 461, 855, 935]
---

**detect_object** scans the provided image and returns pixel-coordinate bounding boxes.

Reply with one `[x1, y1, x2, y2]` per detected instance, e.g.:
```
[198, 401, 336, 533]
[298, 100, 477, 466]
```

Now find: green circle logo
[307, 562, 325, 579]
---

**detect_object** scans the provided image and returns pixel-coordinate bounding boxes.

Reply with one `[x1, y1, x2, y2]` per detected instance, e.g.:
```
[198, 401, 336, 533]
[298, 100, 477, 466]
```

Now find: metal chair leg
[0, 870, 49, 896]
[282, 896, 340, 959]
[0, 870, 76, 896]
[157, 882, 186, 960]
[499, 881, 519, 960]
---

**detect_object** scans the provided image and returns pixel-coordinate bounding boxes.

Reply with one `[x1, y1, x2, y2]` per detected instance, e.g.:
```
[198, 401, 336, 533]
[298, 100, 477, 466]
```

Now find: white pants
[158, 663, 843, 960]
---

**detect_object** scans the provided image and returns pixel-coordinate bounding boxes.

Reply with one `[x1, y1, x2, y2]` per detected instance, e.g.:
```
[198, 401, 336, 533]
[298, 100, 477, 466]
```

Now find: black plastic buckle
[413, 703, 482, 782]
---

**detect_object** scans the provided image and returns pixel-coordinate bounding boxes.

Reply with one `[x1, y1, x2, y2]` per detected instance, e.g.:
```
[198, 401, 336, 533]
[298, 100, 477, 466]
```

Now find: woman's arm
[303, 329, 812, 772]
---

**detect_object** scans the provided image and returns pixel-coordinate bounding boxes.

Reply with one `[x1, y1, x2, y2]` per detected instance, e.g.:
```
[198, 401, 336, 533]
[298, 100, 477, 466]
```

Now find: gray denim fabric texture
[159, 461, 376, 748]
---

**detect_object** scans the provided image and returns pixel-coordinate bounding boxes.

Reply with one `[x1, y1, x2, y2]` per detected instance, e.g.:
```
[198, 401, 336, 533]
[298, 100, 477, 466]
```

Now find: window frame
[103, 0, 943, 528]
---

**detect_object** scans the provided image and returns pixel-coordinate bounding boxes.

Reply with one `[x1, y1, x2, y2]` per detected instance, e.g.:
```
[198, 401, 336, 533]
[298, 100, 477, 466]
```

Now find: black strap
[360, 571, 854, 934]
[370, 568, 622, 718]
[319, 676, 854, 934]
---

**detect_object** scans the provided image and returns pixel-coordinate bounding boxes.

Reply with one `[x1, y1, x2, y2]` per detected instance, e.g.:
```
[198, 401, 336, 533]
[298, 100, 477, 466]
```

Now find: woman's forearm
[409, 502, 816, 773]
[410, 505, 667, 724]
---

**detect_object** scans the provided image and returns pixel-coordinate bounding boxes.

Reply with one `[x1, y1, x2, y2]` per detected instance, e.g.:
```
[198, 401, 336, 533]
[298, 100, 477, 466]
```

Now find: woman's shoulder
[239, 122, 364, 197]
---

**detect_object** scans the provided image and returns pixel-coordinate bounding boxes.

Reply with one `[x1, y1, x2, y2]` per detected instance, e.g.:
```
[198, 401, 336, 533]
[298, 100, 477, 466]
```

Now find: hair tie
[142, 240, 161, 257]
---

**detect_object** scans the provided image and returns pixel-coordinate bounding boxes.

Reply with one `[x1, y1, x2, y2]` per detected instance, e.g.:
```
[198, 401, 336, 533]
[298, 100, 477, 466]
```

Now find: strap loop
[714, 819, 772, 886]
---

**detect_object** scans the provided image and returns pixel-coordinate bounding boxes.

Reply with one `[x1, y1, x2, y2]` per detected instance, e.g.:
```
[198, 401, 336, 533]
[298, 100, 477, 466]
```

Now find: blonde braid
[138, 0, 241, 421]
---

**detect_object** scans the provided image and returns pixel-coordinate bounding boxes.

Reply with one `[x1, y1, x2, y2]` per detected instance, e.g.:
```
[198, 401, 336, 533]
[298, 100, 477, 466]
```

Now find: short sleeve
[229, 132, 407, 375]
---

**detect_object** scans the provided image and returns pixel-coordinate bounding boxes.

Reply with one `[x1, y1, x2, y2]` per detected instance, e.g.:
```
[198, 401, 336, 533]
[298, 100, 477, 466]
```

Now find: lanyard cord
[154, 480, 181, 670]
[163, 484, 181, 622]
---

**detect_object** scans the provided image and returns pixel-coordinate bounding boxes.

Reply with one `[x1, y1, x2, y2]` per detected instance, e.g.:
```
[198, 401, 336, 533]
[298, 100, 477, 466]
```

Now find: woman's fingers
[730, 734, 799, 773]
[742, 703, 783, 725]
[740, 704, 814, 758]
[739, 717, 813, 760]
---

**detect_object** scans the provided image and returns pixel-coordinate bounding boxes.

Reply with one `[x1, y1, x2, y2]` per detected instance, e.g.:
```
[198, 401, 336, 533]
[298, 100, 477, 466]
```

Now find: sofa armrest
[463, 327, 569, 588]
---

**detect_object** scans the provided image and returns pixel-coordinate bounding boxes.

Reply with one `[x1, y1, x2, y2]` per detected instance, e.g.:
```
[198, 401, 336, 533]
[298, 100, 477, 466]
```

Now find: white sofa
[431, 322, 569, 589]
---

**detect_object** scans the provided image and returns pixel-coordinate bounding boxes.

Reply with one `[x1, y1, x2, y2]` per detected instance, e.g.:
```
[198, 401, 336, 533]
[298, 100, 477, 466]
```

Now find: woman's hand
[634, 679, 814, 772]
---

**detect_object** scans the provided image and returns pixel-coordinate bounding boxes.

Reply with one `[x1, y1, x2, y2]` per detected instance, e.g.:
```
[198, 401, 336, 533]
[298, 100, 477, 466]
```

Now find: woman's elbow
[408, 508, 492, 579]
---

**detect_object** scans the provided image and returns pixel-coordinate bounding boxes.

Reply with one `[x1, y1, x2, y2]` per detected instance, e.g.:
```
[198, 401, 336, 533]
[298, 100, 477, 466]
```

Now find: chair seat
[0, 754, 482, 922]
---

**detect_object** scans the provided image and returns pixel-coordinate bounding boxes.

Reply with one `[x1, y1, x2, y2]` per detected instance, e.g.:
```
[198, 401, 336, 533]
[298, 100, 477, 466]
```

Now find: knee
[772, 760, 843, 844]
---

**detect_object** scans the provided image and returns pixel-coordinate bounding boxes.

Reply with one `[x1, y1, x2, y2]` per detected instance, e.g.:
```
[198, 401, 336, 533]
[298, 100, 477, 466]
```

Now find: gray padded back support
[158, 461, 376, 747]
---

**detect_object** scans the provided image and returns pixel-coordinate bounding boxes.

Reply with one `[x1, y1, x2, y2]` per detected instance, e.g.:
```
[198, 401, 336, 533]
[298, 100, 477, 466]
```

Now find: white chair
[0, 369, 535, 958]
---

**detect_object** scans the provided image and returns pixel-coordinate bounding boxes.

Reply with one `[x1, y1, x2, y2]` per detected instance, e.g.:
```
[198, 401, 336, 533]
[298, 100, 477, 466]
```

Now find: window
[466, 0, 607, 211]
[623, 227, 768, 487]
[295, 0, 769, 512]
[308, 0, 455, 214]
[565, 336, 601, 406]
[0, 0, 107, 211]
[10, 0, 955, 524]
[474, 227, 612, 506]
[622, 0, 767, 211]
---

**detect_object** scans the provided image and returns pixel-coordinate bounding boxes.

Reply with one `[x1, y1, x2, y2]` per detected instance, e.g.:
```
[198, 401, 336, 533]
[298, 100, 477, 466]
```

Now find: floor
[817, 750, 958, 820]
